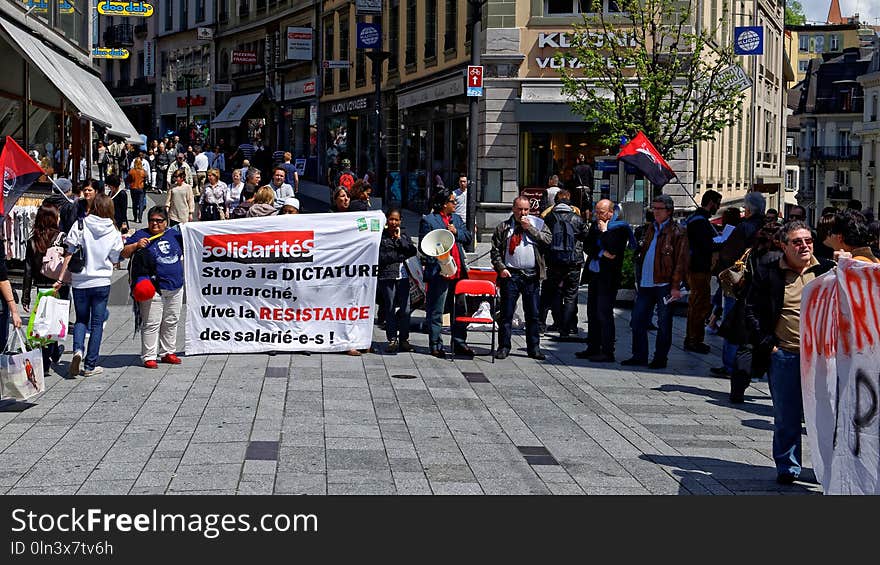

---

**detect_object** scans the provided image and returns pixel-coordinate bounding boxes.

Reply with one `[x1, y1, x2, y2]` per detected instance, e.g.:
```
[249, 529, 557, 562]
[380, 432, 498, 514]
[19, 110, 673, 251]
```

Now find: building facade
[858, 37, 879, 215]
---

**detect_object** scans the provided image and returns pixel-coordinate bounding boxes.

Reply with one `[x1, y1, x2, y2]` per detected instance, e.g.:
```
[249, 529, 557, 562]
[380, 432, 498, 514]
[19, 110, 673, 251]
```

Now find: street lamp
[465, 0, 485, 252]
[365, 50, 391, 201]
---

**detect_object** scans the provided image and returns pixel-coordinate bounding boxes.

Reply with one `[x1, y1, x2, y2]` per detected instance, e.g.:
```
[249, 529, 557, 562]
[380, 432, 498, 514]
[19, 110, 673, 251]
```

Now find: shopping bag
[0, 329, 45, 400]
[467, 301, 496, 331]
[404, 256, 426, 310]
[32, 294, 70, 342]
[26, 289, 59, 349]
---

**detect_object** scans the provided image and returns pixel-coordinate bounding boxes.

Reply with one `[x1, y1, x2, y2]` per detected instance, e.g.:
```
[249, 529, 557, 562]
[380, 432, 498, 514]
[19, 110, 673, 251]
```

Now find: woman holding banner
[121, 206, 184, 369]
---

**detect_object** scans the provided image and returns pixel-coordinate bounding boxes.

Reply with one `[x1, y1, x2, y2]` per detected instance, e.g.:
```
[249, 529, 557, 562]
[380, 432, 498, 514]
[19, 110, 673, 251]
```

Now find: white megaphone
[420, 228, 457, 278]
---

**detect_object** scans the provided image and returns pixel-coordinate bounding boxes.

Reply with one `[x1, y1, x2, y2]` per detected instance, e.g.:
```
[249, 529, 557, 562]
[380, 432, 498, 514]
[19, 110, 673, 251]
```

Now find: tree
[557, 0, 746, 160]
[785, 1, 807, 26]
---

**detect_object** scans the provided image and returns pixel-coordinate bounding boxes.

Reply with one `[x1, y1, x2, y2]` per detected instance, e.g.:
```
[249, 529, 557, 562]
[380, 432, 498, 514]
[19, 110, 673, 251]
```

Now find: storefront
[280, 77, 318, 180]
[397, 73, 468, 211]
[117, 94, 153, 140]
[322, 94, 375, 182]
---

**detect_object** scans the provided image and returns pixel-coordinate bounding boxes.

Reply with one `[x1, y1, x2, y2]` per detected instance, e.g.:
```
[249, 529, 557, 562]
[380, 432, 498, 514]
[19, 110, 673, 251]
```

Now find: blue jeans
[379, 278, 411, 342]
[768, 348, 803, 477]
[72, 285, 111, 371]
[131, 189, 146, 222]
[721, 296, 738, 372]
[499, 271, 541, 353]
[630, 285, 673, 362]
[425, 276, 467, 351]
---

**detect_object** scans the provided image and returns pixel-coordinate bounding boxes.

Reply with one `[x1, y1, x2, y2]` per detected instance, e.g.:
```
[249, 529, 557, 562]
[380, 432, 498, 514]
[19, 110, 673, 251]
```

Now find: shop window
[405, 0, 416, 67]
[480, 169, 503, 203]
[425, 0, 437, 60]
[444, 0, 456, 53]
[0, 98, 23, 139]
[339, 12, 350, 90]
[57, 0, 89, 50]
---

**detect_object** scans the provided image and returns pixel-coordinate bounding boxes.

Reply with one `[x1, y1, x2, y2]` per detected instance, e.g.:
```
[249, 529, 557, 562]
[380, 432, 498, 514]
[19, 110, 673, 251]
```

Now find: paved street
[0, 187, 821, 496]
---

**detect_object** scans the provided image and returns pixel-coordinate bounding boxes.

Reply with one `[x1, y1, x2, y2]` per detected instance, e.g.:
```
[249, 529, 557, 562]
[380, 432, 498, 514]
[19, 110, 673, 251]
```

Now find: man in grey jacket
[491, 196, 552, 360]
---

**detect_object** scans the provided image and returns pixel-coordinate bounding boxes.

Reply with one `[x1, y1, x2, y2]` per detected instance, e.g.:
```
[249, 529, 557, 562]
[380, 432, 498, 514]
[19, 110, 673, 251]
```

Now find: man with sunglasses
[743, 221, 834, 484]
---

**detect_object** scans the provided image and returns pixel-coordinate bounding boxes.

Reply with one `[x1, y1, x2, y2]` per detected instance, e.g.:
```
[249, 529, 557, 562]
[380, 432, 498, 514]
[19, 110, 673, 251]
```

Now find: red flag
[1, 136, 44, 215]
[617, 132, 677, 187]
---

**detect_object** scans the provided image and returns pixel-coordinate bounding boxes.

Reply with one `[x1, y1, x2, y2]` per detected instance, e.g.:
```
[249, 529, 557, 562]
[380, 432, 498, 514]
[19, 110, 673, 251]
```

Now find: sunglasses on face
[788, 238, 813, 247]
[149, 218, 166, 224]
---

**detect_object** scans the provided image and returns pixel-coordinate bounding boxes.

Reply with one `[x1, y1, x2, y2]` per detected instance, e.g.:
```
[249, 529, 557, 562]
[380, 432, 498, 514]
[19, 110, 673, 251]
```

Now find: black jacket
[348, 199, 370, 212]
[718, 212, 764, 273]
[44, 193, 78, 235]
[583, 221, 630, 288]
[743, 251, 835, 350]
[685, 208, 718, 273]
[544, 203, 589, 267]
[378, 228, 417, 280]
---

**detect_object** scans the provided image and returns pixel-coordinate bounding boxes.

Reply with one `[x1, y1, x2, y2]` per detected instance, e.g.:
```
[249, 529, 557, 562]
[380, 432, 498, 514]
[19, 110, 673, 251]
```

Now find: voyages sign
[526, 30, 637, 74]
[96, 0, 154, 17]
[181, 213, 384, 355]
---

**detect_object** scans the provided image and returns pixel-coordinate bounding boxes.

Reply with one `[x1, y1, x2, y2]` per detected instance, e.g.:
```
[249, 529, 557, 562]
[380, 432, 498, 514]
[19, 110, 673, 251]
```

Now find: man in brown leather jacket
[622, 194, 689, 369]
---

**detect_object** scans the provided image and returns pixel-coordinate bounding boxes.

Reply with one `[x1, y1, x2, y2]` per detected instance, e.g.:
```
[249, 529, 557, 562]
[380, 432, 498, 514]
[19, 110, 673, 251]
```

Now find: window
[324, 17, 334, 93]
[120, 58, 130, 85]
[544, 0, 619, 14]
[164, 0, 173, 31]
[798, 60, 809, 73]
[356, 16, 366, 86]
[197, 0, 206, 22]
[798, 35, 809, 52]
[339, 11, 350, 90]
[813, 35, 824, 53]
[389, 0, 400, 71]
[829, 34, 839, 51]
[444, 0, 456, 52]
[425, 0, 437, 59]
[405, 0, 416, 67]
[180, 0, 188, 30]
[872, 94, 878, 121]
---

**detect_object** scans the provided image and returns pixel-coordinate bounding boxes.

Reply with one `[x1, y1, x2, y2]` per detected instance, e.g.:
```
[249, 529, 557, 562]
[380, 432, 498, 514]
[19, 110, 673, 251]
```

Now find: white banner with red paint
[801, 258, 880, 494]
[181, 212, 385, 355]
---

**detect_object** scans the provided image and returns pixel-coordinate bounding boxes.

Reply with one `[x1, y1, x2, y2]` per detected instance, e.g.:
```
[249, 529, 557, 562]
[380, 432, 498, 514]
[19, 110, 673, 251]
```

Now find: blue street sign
[467, 86, 483, 97]
[734, 26, 764, 55]
[356, 22, 382, 49]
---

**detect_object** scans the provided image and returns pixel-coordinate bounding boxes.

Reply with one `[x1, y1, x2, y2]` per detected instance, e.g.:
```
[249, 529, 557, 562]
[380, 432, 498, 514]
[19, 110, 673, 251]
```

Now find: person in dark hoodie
[378, 209, 417, 354]
[682, 189, 722, 354]
[53, 193, 123, 378]
[43, 177, 81, 234]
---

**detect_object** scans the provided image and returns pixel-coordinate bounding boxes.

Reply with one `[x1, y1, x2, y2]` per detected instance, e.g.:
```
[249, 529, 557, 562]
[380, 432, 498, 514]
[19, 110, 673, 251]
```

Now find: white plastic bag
[0, 329, 45, 400]
[467, 301, 496, 331]
[31, 295, 70, 341]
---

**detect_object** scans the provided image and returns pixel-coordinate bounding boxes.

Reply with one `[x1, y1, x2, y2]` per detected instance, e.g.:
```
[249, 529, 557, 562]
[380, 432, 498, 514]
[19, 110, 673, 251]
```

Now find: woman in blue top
[120, 206, 185, 369]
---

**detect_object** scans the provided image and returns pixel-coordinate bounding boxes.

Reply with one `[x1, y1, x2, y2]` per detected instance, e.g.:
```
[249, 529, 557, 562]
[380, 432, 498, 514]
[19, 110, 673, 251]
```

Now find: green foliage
[557, 0, 746, 157]
[620, 247, 636, 289]
[785, 1, 807, 26]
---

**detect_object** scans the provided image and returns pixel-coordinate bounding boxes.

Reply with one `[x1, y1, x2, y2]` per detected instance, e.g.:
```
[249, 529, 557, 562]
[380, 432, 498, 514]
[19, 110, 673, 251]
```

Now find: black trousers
[499, 271, 541, 354]
[540, 264, 582, 334]
[587, 278, 618, 355]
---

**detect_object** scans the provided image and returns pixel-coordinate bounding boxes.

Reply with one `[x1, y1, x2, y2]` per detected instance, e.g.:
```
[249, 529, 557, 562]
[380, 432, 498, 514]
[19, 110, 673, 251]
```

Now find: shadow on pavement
[652, 384, 774, 418]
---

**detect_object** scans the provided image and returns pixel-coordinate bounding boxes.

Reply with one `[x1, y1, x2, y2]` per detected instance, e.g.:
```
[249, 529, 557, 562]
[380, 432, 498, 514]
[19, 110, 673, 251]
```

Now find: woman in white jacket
[54, 193, 124, 377]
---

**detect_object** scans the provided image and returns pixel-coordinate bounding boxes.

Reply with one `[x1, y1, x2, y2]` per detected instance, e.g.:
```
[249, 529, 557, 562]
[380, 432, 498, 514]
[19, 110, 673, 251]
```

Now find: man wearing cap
[280, 197, 300, 215]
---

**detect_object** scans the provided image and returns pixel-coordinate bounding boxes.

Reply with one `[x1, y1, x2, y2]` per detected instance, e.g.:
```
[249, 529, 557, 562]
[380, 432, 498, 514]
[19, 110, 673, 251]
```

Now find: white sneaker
[69, 350, 83, 377]
[82, 366, 104, 377]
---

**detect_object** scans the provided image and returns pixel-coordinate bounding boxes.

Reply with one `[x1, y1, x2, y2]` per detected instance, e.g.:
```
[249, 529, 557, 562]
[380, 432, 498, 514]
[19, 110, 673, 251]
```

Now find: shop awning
[0, 18, 141, 142]
[212, 93, 262, 129]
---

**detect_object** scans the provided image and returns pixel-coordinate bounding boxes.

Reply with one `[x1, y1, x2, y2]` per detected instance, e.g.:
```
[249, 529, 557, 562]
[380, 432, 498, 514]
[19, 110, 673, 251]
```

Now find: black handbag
[67, 218, 87, 274]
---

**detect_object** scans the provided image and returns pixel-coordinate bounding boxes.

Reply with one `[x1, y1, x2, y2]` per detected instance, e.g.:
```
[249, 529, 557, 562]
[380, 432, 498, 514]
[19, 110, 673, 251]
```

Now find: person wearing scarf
[490, 196, 552, 360]
[418, 187, 473, 358]
[576, 199, 636, 362]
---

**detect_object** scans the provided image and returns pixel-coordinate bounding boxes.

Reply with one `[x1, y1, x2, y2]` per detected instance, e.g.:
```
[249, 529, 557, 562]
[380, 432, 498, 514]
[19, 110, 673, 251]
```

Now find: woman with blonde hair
[227, 168, 245, 212]
[200, 168, 229, 221]
[246, 186, 277, 217]
[128, 157, 148, 223]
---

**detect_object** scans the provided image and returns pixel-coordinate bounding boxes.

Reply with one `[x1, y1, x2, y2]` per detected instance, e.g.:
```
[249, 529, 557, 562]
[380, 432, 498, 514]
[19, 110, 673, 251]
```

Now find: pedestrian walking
[378, 209, 417, 354]
[490, 196, 552, 360]
[280, 152, 299, 193]
[121, 206, 184, 369]
[682, 189, 722, 354]
[53, 193, 124, 378]
[127, 158, 148, 223]
[200, 169, 230, 221]
[106, 174, 129, 233]
[165, 169, 195, 227]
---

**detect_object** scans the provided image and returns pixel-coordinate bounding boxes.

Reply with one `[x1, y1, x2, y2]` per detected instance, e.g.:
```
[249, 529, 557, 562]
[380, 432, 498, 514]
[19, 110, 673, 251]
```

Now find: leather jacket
[636, 220, 689, 289]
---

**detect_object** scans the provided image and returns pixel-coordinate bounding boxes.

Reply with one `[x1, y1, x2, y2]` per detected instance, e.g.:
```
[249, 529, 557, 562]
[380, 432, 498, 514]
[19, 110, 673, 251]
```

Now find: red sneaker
[161, 353, 182, 365]
[144, 360, 159, 369]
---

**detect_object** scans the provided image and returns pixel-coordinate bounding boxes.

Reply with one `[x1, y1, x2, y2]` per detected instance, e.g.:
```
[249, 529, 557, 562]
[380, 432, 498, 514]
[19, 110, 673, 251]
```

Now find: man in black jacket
[743, 221, 834, 484]
[575, 199, 633, 362]
[44, 177, 81, 234]
[683, 190, 722, 354]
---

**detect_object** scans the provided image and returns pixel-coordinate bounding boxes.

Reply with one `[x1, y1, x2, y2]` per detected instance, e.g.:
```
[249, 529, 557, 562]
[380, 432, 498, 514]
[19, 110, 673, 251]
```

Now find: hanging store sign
[116, 95, 152, 106]
[355, 0, 382, 16]
[734, 26, 764, 56]
[213, 83, 233, 92]
[327, 96, 370, 114]
[143, 39, 155, 78]
[356, 22, 381, 50]
[283, 78, 316, 101]
[287, 27, 313, 61]
[96, 0, 155, 17]
[177, 96, 207, 108]
[92, 47, 130, 59]
[198, 27, 214, 40]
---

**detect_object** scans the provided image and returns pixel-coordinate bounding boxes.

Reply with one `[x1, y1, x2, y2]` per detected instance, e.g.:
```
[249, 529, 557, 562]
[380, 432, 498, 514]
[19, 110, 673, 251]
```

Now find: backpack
[338, 171, 355, 190]
[548, 213, 581, 266]
[39, 234, 70, 283]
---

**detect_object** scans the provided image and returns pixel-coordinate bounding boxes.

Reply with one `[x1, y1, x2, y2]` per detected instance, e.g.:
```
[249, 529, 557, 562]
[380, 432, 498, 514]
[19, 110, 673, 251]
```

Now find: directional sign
[323, 60, 351, 69]
[467, 86, 483, 97]
[467, 65, 483, 88]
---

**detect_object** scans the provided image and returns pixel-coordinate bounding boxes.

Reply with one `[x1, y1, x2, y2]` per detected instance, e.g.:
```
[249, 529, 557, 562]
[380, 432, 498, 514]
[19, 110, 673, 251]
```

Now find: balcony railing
[827, 186, 853, 200]
[103, 24, 134, 48]
[811, 146, 862, 160]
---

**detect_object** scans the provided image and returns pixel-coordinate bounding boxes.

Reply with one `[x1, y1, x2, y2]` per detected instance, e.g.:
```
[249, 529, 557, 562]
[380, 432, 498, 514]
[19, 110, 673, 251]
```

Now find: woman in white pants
[120, 206, 185, 368]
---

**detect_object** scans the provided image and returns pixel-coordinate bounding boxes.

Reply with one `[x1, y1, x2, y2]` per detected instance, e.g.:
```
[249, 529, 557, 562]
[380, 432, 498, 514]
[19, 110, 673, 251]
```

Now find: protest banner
[801, 257, 880, 494]
[181, 212, 385, 355]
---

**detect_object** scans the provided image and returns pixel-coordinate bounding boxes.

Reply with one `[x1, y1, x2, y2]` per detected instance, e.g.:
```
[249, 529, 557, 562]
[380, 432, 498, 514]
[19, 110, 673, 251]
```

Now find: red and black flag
[617, 132, 677, 188]
[0, 136, 44, 215]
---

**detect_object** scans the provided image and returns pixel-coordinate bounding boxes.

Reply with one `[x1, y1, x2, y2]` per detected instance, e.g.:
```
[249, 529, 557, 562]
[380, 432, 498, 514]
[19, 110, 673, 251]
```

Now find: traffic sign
[323, 60, 351, 69]
[467, 86, 483, 97]
[467, 65, 483, 88]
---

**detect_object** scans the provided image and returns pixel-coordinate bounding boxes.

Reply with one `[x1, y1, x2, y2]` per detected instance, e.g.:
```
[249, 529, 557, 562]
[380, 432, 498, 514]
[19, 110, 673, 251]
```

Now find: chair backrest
[454, 279, 496, 296]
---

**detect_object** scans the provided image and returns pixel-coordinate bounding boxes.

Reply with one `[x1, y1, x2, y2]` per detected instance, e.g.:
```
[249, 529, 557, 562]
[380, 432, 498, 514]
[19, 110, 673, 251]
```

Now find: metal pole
[466, 0, 483, 252]
[186, 77, 192, 133]
[374, 58, 383, 200]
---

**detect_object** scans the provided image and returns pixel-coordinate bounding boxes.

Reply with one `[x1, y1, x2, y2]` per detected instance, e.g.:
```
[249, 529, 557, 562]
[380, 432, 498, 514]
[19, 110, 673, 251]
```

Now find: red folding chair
[451, 279, 498, 363]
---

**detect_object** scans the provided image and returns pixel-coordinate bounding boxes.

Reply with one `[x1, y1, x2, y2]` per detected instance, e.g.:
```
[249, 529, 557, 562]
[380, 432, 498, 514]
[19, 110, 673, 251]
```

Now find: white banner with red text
[801, 257, 880, 494]
[181, 212, 385, 355]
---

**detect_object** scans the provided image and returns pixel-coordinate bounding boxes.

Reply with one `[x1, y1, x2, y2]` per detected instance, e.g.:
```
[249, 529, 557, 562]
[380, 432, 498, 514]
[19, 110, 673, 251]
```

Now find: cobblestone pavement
[0, 285, 821, 495]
